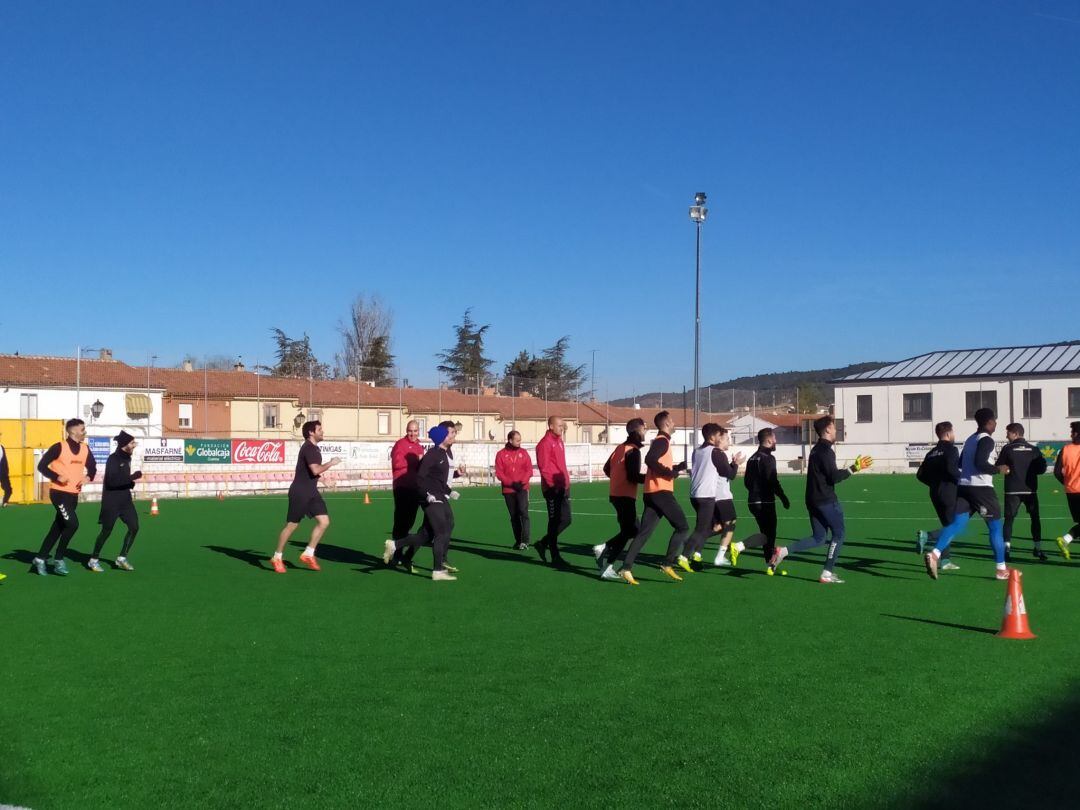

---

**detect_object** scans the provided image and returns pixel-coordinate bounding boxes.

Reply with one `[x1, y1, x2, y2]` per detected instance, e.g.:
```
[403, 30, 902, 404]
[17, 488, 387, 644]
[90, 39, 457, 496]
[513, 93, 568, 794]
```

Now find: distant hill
[611, 362, 891, 411]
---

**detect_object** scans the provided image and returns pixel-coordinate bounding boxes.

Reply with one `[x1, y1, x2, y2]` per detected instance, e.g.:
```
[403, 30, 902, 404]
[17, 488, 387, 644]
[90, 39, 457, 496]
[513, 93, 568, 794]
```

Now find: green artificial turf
[2, 475, 1079, 809]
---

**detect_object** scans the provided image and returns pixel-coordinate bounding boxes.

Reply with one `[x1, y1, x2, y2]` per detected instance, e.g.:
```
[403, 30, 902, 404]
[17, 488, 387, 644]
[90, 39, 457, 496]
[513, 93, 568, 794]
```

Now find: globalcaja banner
[143, 438, 185, 463]
[184, 439, 232, 464]
[1038, 442, 1065, 464]
[231, 439, 286, 464]
[88, 436, 111, 467]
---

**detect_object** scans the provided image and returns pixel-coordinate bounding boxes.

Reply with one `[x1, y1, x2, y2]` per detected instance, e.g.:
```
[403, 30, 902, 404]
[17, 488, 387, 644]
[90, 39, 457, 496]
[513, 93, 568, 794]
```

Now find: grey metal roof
[835, 342, 1080, 383]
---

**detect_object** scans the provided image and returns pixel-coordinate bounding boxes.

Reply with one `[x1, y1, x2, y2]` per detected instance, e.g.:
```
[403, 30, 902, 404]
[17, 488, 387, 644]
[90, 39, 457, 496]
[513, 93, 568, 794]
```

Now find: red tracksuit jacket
[494, 445, 534, 494]
[535, 430, 570, 493]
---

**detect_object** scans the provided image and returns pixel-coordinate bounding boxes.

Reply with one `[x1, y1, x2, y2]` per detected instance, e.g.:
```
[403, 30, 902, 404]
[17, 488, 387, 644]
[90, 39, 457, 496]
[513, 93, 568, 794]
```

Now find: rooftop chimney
[233, 360, 245, 372]
[99, 348, 113, 361]
[182, 360, 194, 372]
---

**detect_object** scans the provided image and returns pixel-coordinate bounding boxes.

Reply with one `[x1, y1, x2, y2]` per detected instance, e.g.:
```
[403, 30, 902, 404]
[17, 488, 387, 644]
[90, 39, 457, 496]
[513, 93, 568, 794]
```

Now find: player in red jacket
[495, 430, 534, 550]
[534, 416, 571, 565]
[390, 420, 425, 570]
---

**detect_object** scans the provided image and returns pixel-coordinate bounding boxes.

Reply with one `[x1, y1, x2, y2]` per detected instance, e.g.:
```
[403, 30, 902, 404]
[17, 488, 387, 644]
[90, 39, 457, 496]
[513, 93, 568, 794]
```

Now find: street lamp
[90, 399, 104, 422]
[688, 192, 708, 448]
[76, 346, 102, 419]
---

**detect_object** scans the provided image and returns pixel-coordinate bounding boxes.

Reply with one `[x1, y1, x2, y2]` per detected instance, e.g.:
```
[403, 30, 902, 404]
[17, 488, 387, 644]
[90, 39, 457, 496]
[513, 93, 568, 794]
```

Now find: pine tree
[269, 328, 330, 379]
[436, 309, 493, 391]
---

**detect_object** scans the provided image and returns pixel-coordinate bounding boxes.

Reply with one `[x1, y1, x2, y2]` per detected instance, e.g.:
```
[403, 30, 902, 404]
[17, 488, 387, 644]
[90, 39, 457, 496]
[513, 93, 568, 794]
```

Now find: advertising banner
[232, 439, 286, 464]
[184, 439, 232, 464]
[317, 441, 350, 459]
[87, 436, 111, 467]
[1038, 442, 1065, 464]
[143, 438, 184, 463]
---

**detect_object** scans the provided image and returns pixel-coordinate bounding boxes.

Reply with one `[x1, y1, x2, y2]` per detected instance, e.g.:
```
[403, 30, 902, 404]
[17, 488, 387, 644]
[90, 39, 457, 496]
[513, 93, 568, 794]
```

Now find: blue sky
[2, 1, 1078, 396]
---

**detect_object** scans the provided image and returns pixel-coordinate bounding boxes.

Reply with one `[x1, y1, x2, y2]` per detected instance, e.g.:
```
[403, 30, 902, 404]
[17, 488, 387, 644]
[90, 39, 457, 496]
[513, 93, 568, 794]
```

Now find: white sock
[273, 551, 283, 560]
[33, 557, 43, 564]
[89, 558, 98, 565]
[734, 542, 746, 553]
[304, 546, 316, 557]
[997, 563, 1007, 570]
[1005, 541, 1012, 549]
[1064, 534, 1074, 545]
[116, 556, 126, 562]
[932, 549, 941, 559]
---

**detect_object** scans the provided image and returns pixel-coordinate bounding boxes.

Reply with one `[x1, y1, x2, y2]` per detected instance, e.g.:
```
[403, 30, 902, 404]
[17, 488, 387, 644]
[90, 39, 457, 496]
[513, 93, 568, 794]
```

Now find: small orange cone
[150, 497, 159, 517]
[217, 490, 225, 502]
[997, 568, 1036, 639]
[363, 491, 371, 505]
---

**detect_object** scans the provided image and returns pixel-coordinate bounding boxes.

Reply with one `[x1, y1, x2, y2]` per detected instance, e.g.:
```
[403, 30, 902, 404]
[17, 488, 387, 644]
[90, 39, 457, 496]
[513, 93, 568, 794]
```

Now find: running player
[32, 418, 97, 576]
[535, 416, 571, 566]
[914, 421, 960, 571]
[390, 420, 425, 571]
[924, 408, 1009, 580]
[495, 430, 534, 550]
[770, 416, 872, 584]
[618, 410, 689, 585]
[87, 431, 143, 572]
[270, 420, 341, 573]
[594, 418, 646, 580]
[383, 422, 462, 581]
[744, 427, 790, 573]
[1054, 421, 1080, 559]
[0, 427, 11, 508]
[995, 423, 1047, 561]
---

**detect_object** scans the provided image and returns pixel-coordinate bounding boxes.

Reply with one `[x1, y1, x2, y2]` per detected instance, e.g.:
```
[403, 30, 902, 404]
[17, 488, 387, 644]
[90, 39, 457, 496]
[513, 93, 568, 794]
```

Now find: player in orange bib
[33, 418, 97, 576]
[1054, 421, 1080, 559]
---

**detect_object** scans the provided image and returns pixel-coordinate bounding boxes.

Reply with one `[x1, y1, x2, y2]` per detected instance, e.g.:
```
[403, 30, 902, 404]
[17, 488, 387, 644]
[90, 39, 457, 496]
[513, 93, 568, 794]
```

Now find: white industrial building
[834, 342, 1080, 446]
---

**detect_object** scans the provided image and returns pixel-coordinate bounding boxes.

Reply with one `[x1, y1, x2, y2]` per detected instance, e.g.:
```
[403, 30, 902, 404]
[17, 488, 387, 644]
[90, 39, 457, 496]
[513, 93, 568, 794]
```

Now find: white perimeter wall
[0, 386, 164, 438]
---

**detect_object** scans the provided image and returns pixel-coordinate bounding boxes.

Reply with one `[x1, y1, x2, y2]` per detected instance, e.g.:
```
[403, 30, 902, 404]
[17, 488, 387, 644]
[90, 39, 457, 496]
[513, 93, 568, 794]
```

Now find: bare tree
[336, 294, 396, 384]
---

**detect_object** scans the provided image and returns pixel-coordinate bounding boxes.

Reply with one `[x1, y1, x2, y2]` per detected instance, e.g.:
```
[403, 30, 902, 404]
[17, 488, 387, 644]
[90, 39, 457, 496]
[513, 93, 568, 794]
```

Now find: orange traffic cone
[217, 490, 225, 502]
[363, 491, 371, 505]
[150, 497, 159, 517]
[997, 568, 1036, 639]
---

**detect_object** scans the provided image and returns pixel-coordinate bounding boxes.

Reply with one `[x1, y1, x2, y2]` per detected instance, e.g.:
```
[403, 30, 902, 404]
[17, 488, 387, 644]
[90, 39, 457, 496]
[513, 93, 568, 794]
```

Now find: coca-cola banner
[231, 439, 286, 464]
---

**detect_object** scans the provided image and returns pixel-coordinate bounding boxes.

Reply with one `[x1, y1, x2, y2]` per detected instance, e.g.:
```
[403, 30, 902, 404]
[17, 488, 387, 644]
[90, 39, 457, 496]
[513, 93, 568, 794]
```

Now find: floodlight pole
[688, 193, 708, 448]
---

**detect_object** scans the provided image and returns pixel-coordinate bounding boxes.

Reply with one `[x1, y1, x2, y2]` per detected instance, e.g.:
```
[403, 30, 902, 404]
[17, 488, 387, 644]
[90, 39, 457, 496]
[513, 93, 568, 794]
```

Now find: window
[416, 417, 427, 435]
[903, 393, 932, 422]
[965, 390, 998, 419]
[178, 403, 193, 429]
[473, 417, 484, 440]
[582, 427, 593, 443]
[1022, 389, 1042, 419]
[378, 411, 391, 435]
[856, 395, 872, 423]
[263, 404, 279, 429]
[834, 419, 845, 442]
[1070, 388, 1080, 418]
[308, 409, 322, 424]
[19, 393, 38, 419]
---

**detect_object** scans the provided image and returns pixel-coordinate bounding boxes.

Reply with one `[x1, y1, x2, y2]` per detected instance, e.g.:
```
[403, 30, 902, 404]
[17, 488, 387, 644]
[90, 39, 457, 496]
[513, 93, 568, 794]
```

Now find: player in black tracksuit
[915, 421, 960, 570]
[88, 431, 143, 571]
[995, 423, 1048, 561]
[384, 423, 462, 581]
[743, 428, 790, 567]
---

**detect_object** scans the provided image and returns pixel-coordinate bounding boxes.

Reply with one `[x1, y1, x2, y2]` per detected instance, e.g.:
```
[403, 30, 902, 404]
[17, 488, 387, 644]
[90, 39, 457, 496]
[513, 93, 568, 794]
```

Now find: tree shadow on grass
[878, 689, 1080, 809]
[203, 545, 271, 570]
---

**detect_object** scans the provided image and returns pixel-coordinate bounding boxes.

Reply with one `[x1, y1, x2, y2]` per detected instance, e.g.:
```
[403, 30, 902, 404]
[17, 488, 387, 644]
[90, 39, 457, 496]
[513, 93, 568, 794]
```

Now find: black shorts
[287, 493, 328, 524]
[958, 486, 1001, 522]
[714, 499, 737, 528]
[99, 501, 138, 530]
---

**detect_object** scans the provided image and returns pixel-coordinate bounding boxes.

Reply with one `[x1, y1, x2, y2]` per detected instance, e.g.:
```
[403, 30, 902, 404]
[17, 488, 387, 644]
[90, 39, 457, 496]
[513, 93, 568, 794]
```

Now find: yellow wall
[0, 418, 64, 503]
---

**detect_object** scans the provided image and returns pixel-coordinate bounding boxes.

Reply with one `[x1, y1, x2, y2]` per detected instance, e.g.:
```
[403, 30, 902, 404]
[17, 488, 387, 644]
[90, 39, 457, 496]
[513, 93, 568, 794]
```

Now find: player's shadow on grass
[203, 545, 270, 570]
[453, 538, 602, 581]
[288, 540, 381, 573]
[837, 557, 917, 580]
[880, 613, 997, 635]
[3, 547, 91, 569]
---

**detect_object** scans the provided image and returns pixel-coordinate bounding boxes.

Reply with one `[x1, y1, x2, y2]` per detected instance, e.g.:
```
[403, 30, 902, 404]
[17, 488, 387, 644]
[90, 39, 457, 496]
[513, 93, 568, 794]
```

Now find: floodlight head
[694, 192, 707, 206]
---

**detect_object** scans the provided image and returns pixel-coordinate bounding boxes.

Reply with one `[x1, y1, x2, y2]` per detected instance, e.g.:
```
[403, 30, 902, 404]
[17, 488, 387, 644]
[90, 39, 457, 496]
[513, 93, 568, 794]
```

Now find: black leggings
[1004, 493, 1041, 544]
[602, 496, 639, 563]
[1067, 493, 1080, 539]
[748, 501, 778, 561]
[622, 491, 689, 570]
[392, 488, 421, 540]
[686, 497, 721, 557]
[502, 490, 531, 546]
[92, 508, 140, 559]
[37, 491, 80, 561]
[395, 502, 454, 571]
[540, 489, 572, 555]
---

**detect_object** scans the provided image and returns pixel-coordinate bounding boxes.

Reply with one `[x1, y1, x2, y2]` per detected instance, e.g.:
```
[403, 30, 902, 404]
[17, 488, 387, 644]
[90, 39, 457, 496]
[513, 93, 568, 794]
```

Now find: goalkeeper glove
[849, 455, 873, 473]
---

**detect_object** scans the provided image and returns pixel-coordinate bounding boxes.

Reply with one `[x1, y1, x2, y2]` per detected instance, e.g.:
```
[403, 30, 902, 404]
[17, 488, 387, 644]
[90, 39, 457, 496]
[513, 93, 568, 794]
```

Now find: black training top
[916, 440, 960, 507]
[744, 446, 788, 506]
[416, 446, 454, 503]
[995, 439, 1047, 495]
[805, 439, 851, 506]
[291, 441, 323, 499]
[101, 449, 141, 508]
